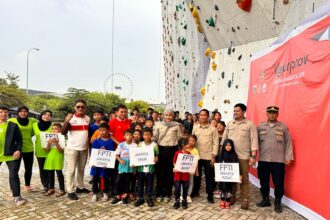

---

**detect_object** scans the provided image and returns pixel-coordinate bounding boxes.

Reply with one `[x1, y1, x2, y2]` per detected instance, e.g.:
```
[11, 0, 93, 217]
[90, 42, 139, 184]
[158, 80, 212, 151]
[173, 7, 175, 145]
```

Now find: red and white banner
[247, 5, 330, 220]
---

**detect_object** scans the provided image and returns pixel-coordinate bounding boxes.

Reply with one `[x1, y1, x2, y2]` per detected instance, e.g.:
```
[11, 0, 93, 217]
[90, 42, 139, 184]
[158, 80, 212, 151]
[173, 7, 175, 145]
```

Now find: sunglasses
[75, 106, 86, 109]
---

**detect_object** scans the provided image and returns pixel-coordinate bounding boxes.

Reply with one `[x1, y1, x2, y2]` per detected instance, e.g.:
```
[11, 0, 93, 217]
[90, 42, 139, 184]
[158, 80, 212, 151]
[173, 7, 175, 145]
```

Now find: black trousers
[0, 160, 21, 197]
[18, 152, 34, 186]
[192, 159, 215, 198]
[116, 173, 131, 195]
[156, 146, 177, 197]
[258, 161, 285, 199]
[130, 173, 137, 194]
[109, 160, 119, 195]
[137, 172, 154, 198]
[48, 170, 65, 190]
[37, 157, 48, 189]
[93, 175, 110, 194]
[174, 181, 189, 202]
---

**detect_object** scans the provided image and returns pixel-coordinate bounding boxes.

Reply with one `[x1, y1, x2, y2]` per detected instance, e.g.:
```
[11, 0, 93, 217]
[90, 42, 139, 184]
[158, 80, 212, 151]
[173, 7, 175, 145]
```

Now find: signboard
[174, 154, 198, 173]
[214, 163, 240, 183]
[89, 149, 116, 168]
[40, 133, 66, 149]
[130, 147, 154, 167]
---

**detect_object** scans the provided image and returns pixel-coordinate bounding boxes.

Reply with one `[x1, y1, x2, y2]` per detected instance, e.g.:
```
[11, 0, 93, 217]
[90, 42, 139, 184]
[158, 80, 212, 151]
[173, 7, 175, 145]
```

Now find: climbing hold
[198, 100, 203, 108]
[227, 80, 232, 88]
[283, 0, 289, 4]
[236, 0, 252, 12]
[232, 27, 236, 32]
[184, 59, 188, 66]
[181, 37, 186, 46]
[185, 80, 189, 86]
[211, 51, 216, 59]
[212, 61, 217, 71]
[215, 4, 219, 11]
[189, 2, 194, 12]
[178, 37, 181, 46]
[205, 47, 211, 56]
[192, 7, 199, 19]
[207, 17, 215, 27]
[183, 24, 187, 29]
[238, 54, 242, 60]
[197, 24, 203, 33]
[197, 5, 200, 10]
[200, 86, 206, 96]
[194, 17, 200, 24]
[221, 72, 225, 79]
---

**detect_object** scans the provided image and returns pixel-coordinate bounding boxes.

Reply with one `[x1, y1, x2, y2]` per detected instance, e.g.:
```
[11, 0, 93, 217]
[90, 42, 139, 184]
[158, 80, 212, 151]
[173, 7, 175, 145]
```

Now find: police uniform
[257, 106, 294, 212]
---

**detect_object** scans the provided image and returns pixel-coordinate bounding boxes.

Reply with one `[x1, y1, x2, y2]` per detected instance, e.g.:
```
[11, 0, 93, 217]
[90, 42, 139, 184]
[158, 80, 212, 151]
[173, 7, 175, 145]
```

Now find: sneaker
[91, 194, 98, 203]
[122, 196, 129, 204]
[76, 188, 90, 194]
[179, 196, 183, 202]
[102, 193, 109, 202]
[225, 201, 230, 209]
[134, 198, 145, 207]
[68, 192, 79, 200]
[156, 197, 163, 203]
[187, 196, 192, 203]
[14, 196, 26, 206]
[214, 190, 221, 199]
[182, 200, 188, 209]
[163, 197, 170, 203]
[147, 197, 154, 207]
[207, 196, 214, 204]
[173, 201, 180, 209]
[111, 197, 121, 204]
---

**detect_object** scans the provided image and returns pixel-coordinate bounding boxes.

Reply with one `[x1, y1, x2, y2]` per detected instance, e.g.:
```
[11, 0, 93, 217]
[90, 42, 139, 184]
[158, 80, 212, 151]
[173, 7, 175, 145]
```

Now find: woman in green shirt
[8, 106, 38, 192]
[33, 110, 53, 193]
[0, 106, 26, 205]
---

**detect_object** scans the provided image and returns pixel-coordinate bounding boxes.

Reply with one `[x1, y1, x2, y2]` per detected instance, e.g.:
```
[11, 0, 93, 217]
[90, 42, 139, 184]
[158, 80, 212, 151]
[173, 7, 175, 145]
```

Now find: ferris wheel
[104, 73, 134, 99]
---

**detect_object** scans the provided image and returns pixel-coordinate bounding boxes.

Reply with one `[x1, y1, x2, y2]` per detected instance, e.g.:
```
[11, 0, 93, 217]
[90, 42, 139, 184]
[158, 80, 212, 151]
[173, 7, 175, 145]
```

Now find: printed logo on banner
[130, 147, 155, 167]
[89, 149, 116, 168]
[174, 154, 198, 174]
[214, 163, 240, 183]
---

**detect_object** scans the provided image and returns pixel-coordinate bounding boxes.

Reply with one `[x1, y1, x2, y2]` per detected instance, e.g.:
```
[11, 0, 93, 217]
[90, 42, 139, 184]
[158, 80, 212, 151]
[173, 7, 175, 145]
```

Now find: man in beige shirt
[191, 109, 219, 203]
[221, 103, 258, 210]
[256, 106, 294, 213]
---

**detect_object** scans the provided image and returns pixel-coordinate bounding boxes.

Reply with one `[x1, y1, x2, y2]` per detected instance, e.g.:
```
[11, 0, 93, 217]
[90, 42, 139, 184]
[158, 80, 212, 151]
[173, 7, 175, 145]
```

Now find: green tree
[0, 73, 29, 107]
[127, 100, 150, 113]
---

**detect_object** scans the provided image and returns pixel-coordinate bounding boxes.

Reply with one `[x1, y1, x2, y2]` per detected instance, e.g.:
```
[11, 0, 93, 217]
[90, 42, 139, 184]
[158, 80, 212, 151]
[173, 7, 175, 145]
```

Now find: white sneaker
[91, 194, 98, 203]
[102, 193, 109, 202]
[187, 196, 192, 203]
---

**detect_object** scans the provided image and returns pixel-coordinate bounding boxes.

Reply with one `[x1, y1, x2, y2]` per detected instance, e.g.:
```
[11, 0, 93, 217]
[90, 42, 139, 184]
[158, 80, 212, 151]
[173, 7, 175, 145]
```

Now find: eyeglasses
[75, 106, 86, 109]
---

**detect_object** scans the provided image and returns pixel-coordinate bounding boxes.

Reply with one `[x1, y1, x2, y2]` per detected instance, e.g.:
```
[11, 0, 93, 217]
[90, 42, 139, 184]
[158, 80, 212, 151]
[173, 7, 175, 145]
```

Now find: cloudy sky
[0, 0, 165, 103]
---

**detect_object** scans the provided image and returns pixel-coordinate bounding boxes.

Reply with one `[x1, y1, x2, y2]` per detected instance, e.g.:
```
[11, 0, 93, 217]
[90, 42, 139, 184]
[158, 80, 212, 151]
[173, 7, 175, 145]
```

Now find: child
[145, 118, 154, 129]
[186, 135, 199, 203]
[133, 129, 142, 144]
[44, 123, 65, 197]
[90, 117, 110, 144]
[173, 138, 191, 209]
[90, 123, 115, 202]
[130, 129, 143, 201]
[217, 139, 240, 209]
[134, 128, 159, 207]
[112, 129, 137, 204]
[89, 108, 104, 139]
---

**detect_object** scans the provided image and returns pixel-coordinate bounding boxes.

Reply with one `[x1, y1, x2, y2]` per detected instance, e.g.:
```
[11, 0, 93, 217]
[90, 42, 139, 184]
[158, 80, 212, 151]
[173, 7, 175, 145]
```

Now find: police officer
[256, 106, 294, 213]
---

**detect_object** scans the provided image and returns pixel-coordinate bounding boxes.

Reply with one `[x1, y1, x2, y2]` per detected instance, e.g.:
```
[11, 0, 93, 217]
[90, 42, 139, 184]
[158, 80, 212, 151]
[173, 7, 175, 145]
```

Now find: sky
[0, 0, 165, 103]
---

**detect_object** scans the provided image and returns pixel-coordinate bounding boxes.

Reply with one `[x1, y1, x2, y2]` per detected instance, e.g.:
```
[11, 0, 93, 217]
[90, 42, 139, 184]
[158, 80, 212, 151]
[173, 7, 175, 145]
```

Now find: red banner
[247, 12, 330, 219]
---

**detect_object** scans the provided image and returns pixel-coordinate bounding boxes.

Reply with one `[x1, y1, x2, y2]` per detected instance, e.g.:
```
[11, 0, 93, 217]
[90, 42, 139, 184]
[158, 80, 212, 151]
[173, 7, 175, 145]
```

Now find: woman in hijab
[153, 109, 182, 203]
[32, 110, 53, 193]
[9, 106, 38, 192]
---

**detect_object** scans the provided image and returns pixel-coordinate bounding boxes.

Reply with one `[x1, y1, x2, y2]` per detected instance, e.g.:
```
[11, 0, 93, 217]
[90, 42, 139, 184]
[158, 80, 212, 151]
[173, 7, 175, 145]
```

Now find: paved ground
[0, 161, 305, 220]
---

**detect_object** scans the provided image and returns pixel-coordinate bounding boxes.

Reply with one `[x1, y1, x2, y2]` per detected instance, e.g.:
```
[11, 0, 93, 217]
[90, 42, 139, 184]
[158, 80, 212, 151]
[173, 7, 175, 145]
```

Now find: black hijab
[17, 106, 30, 126]
[37, 110, 53, 131]
[218, 139, 239, 163]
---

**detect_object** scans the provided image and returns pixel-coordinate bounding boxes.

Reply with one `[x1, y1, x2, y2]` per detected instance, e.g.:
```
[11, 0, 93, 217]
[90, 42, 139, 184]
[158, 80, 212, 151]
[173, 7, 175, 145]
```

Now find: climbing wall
[162, 0, 210, 113]
[202, 38, 275, 122]
[163, 0, 328, 116]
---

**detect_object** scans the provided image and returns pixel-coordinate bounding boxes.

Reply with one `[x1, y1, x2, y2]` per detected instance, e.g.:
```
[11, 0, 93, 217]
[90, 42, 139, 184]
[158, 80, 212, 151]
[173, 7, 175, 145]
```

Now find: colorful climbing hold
[198, 100, 203, 108]
[205, 47, 211, 56]
[211, 51, 216, 59]
[215, 4, 219, 11]
[192, 7, 199, 19]
[197, 24, 203, 33]
[184, 59, 188, 66]
[181, 37, 186, 46]
[207, 17, 215, 27]
[236, 0, 252, 12]
[200, 86, 206, 96]
[212, 61, 217, 71]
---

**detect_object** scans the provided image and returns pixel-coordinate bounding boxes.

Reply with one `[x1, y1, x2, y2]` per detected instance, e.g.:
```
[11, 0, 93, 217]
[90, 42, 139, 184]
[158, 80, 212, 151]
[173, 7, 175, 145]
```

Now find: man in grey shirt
[257, 106, 294, 213]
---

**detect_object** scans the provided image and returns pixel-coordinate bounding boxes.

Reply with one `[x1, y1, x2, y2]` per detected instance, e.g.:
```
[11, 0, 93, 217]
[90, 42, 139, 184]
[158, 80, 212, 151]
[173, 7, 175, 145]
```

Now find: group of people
[0, 100, 293, 213]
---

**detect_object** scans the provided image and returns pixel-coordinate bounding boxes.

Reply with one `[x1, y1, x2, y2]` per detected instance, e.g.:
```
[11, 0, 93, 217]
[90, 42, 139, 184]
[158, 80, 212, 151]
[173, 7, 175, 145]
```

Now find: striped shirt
[66, 114, 90, 151]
